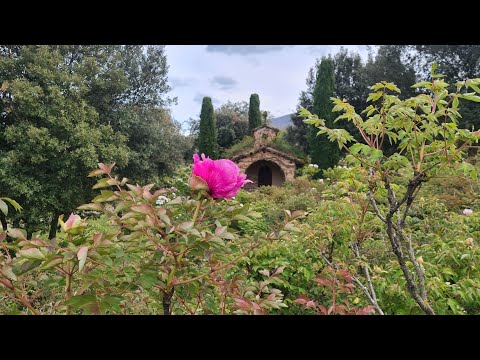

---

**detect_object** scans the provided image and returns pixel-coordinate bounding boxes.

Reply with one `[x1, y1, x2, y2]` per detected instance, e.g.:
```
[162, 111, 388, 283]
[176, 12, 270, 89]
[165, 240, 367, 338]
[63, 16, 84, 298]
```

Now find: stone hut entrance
[258, 165, 272, 186]
[245, 160, 285, 187]
[230, 125, 303, 189]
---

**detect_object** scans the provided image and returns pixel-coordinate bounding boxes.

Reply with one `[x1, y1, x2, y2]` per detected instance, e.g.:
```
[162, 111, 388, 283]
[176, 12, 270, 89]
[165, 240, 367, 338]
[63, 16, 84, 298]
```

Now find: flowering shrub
[301, 65, 480, 314]
[0, 158, 297, 314]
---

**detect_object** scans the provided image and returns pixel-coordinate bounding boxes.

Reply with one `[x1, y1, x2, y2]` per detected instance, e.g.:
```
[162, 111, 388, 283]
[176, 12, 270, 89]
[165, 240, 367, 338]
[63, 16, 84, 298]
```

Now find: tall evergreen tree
[248, 93, 262, 131]
[308, 57, 339, 173]
[198, 97, 218, 158]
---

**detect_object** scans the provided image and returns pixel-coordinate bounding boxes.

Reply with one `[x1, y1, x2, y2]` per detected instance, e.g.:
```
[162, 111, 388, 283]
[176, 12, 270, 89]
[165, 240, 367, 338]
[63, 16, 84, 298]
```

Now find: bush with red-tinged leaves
[0, 162, 295, 315]
[295, 266, 376, 315]
[232, 266, 288, 315]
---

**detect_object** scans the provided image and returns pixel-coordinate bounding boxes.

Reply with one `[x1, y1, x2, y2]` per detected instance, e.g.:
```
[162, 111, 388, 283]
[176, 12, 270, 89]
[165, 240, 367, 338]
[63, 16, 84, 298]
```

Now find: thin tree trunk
[48, 211, 60, 240]
[0, 212, 7, 233]
[162, 288, 175, 315]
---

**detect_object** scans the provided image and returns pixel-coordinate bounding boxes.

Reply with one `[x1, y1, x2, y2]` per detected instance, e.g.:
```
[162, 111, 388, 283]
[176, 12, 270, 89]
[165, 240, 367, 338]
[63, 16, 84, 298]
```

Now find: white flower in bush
[156, 195, 170, 206]
[463, 208, 473, 215]
[318, 179, 324, 183]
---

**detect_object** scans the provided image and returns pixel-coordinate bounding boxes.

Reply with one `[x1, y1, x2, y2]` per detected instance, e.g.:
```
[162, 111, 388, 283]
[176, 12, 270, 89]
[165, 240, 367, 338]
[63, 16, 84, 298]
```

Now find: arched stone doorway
[245, 160, 285, 187]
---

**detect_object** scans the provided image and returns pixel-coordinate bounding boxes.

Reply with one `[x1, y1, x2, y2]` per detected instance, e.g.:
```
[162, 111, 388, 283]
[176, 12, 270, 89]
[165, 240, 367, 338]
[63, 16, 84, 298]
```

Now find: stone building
[230, 125, 303, 188]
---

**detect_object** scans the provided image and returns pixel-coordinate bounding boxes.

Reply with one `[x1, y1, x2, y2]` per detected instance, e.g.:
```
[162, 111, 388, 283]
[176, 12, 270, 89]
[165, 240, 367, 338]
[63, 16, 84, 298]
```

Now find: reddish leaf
[233, 298, 251, 308]
[252, 302, 262, 311]
[131, 204, 153, 215]
[291, 210, 305, 220]
[313, 277, 331, 288]
[87, 169, 106, 177]
[92, 233, 103, 247]
[259, 269, 270, 277]
[306, 300, 316, 308]
[318, 305, 328, 315]
[327, 305, 335, 315]
[274, 266, 286, 275]
[294, 295, 309, 305]
[338, 269, 350, 278]
[356, 306, 375, 315]
[98, 163, 115, 174]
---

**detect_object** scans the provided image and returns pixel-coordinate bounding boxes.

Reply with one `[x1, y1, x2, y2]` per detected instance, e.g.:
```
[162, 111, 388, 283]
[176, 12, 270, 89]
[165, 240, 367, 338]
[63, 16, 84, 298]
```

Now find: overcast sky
[165, 45, 371, 130]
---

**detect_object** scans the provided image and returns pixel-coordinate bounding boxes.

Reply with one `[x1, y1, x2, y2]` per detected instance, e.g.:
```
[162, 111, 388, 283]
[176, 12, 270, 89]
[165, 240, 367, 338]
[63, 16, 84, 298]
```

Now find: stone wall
[253, 127, 278, 148]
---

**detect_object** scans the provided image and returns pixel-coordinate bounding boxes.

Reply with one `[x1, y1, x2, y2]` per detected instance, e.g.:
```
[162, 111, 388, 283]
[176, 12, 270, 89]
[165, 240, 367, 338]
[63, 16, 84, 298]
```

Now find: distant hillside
[270, 113, 295, 129]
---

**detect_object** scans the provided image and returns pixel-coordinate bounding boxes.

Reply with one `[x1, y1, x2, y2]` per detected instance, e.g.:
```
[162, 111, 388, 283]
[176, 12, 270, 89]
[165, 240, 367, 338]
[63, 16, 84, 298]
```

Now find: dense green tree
[38, 45, 182, 182]
[328, 48, 369, 144]
[0, 45, 129, 238]
[364, 45, 417, 99]
[407, 45, 480, 81]
[198, 97, 218, 158]
[406, 45, 480, 140]
[216, 101, 249, 150]
[308, 57, 339, 173]
[120, 107, 193, 182]
[248, 93, 262, 131]
[285, 59, 319, 153]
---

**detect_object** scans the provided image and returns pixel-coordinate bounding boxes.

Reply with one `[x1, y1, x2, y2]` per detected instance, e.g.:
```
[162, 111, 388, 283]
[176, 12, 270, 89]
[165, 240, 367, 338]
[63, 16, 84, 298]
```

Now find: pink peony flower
[463, 208, 473, 215]
[192, 153, 252, 199]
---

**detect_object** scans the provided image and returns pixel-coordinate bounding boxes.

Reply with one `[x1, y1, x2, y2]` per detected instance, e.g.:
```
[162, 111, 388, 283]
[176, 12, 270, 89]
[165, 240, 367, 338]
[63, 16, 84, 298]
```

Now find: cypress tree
[248, 93, 262, 131]
[198, 96, 218, 158]
[308, 57, 339, 174]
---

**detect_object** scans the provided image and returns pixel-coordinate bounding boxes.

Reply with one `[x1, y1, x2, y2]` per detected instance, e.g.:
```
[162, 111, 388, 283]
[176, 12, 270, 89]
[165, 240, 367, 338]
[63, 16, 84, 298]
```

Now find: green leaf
[0, 197, 22, 212]
[210, 237, 225, 247]
[77, 246, 88, 272]
[371, 149, 383, 161]
[462, 94, 480, 103]
[1, 265, 17, 281]
[453, 96, 459, 109]
[447, 298, 460, 311]
[177, 221, 194, 231]
[7, 228, 27, 240]
[13, 259, 42, 275]
[385, 82, 400, 93]
[233, 214, 254, 223]
[77, 203, 103, 211]
[18, 248, 45, 260]
[140, 273, 157, 289]
[40, 255, 64, 270]
[92, 178, 112, 189]
[65, 295, 97, 308]
[0, 199, 7, 216]
[284, 222, 301, 233]
[215, 226, 228, 236]
[411, 81, 431, 89]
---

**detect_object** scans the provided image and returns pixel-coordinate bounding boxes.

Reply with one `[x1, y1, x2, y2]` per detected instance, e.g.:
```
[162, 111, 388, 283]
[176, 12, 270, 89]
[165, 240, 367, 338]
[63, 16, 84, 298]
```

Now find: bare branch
[319, 252, 384, 315]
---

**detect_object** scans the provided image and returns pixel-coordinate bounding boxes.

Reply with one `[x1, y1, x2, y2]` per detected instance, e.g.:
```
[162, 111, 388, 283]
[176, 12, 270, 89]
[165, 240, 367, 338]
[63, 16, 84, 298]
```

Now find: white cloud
[165, 45, 372, 130]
